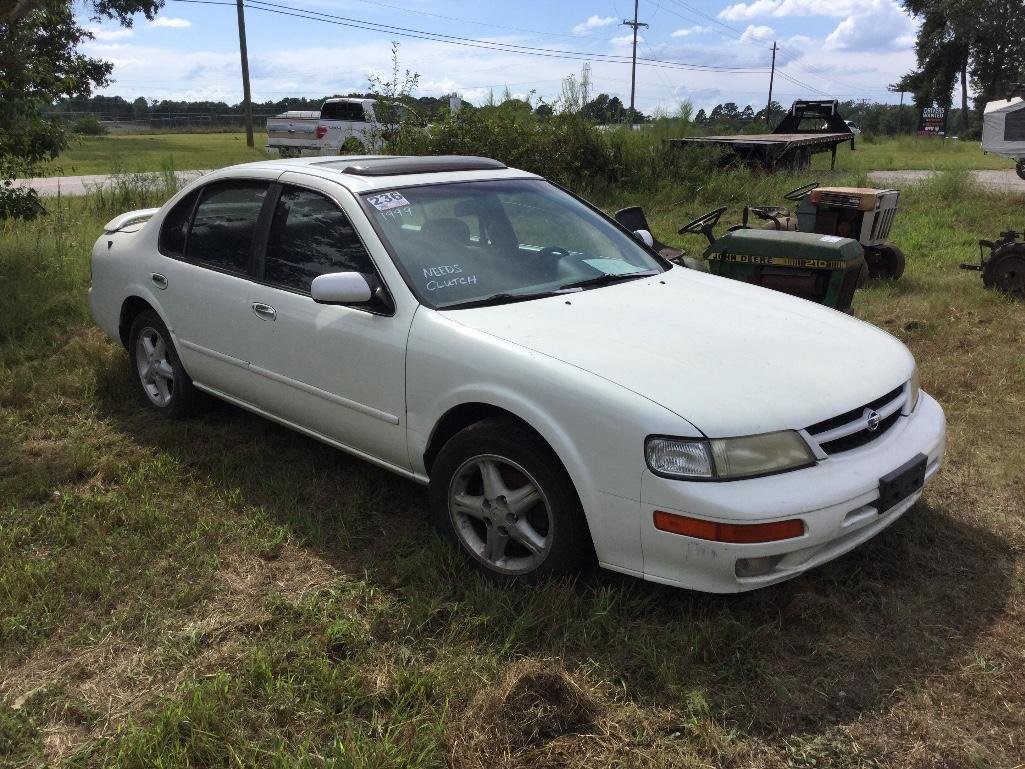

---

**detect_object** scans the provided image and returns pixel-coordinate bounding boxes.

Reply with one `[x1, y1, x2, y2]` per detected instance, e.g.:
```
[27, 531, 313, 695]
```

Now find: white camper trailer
[982, 90, 1025, 180]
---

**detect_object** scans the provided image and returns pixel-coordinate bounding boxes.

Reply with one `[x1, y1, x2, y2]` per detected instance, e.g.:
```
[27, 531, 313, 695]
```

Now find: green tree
[901, 0, 1025, 126]
[0, 0, 161, 218]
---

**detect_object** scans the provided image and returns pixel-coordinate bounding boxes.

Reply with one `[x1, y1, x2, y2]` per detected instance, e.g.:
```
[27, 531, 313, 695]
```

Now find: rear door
[245, 174, 415, 471]
[156, 176, 273, 404]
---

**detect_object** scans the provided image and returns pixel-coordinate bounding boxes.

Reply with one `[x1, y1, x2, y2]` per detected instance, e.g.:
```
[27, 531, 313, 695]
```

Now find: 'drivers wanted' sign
[918, 106, 947, 136]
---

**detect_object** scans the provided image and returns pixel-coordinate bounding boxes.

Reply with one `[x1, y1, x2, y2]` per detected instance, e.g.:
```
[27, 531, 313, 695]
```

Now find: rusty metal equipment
[961, 229, 1025, 296]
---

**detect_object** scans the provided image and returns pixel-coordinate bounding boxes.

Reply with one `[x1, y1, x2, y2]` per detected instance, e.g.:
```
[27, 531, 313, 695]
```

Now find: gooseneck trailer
[670, 100, 855, 171]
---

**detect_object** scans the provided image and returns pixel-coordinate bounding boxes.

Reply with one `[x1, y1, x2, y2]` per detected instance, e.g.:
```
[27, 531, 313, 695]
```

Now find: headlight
[646, 431, 816, 481]
[908, 367, 920, 412]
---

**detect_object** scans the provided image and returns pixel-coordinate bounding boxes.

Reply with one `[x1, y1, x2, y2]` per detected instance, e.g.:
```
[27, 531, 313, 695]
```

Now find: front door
[246, 180, 413, 472]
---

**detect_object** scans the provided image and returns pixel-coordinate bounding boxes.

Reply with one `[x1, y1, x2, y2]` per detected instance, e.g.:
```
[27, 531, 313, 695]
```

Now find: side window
[185, 181, 268, 274]
[1005, 107, 1025, 142]
[263, 186, 375, 293]
[158, 190, 199, 257]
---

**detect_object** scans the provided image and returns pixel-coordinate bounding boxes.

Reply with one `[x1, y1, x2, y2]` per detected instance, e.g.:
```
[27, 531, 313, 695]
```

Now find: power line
[168, 0, 767, 74]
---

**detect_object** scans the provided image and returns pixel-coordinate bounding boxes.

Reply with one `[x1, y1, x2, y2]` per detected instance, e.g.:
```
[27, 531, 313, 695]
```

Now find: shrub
[70, 115, 105, 135]
[388, 104, 729, 194]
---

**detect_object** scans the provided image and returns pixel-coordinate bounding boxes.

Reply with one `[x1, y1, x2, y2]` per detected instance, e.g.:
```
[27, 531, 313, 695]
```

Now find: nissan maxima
[89, 155, 946, 592]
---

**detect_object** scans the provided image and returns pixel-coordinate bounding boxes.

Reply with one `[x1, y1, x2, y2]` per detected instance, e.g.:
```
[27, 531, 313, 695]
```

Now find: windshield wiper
[441, 291, 562, 310]
[557, 270, 658, 292]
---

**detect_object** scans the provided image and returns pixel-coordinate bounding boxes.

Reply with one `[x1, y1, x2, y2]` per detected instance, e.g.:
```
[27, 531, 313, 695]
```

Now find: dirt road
[868, 168, 1023, 194]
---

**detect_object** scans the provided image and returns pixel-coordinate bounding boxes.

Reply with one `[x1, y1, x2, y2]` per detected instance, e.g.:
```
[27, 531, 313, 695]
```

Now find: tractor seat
[743, 205, 797, 231]
[614, 206, 685, 262]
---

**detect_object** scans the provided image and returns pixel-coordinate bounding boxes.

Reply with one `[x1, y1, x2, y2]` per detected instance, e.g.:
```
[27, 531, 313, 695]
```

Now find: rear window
[185, 181, 268, 274]
[321, 101, 366, 121]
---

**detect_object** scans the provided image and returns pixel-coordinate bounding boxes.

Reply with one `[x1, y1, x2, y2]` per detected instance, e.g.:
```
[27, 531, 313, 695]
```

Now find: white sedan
[90, 155, 946, 592]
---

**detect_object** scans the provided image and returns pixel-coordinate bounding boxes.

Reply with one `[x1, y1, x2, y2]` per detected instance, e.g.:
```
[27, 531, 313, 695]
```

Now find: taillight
[653, 511, 804, 543]
[315, 125, 327, 139]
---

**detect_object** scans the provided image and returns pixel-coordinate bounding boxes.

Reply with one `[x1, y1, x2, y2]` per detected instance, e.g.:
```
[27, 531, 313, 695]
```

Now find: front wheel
[428, 418, 592, 584]
[867, 242, 906, 280]
[1016, 159, 1025, 181]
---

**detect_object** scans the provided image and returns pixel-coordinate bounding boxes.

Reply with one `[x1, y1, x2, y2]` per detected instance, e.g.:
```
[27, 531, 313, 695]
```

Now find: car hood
[438, 267, 914, 437]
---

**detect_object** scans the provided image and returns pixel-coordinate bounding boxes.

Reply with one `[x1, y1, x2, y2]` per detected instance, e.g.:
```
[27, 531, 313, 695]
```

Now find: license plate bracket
[877, 453, 927, 513]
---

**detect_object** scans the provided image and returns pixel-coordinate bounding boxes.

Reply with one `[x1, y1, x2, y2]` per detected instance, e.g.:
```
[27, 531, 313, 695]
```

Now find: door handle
[151, 273, 168, 290]
[251, 302, 276, 321]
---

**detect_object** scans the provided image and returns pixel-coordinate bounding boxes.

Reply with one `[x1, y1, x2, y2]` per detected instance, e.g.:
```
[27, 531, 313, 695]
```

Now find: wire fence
[45, 111, 284, 132]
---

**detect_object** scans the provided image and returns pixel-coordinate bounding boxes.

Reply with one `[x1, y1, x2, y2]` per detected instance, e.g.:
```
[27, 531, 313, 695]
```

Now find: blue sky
[82, 0, 922, 112]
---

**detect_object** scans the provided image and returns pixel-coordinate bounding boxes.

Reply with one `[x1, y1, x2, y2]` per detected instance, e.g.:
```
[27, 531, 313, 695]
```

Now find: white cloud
[739, 24, 775, 42]
[571, 15, 617, 35]
[824, 0, 916, 51]
[610, 33, 644, 45]
[671, 25, 710, 37]
[150, 17, 192, 28]
[87, 25, 133, 40]
[718, 0, 868, 20]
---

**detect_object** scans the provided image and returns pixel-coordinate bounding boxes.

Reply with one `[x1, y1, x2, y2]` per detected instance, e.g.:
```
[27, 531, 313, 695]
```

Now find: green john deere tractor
[679, 206, 866, 313]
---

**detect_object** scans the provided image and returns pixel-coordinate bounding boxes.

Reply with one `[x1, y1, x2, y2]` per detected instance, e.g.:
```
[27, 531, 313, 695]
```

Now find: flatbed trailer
[669, 100, 855, 170]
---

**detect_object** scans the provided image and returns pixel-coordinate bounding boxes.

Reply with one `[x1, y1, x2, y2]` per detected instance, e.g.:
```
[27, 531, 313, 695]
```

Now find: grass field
[1, 159, 1024, 767]
[38, 130, 1019, 177]
[40, 133, 270, 176]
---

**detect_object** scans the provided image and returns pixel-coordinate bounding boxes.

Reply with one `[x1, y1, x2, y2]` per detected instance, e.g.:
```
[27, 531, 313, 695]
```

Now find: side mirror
[311, 272, 373, 304]
[633, 229, 655, 248]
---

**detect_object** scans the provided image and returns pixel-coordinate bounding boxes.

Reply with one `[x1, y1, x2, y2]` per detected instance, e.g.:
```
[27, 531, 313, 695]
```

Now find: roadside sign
[917, 106, 947, 136]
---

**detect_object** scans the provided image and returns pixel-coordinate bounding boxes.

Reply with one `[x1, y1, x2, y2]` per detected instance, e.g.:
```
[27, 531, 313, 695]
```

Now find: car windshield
[361, 179, 665, 309]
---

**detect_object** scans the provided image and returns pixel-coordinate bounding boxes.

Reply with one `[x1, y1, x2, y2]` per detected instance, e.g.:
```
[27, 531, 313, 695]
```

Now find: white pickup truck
[266, 98, 381, 156]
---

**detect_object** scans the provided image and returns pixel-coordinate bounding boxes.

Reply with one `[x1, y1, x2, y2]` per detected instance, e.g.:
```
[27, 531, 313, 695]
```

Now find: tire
[340, 138, 365, 154]
[868, 242, 905, 280]
[1016, 159, 1025, 181]
[428, 418, 593, 584]
[127, 310, 203, 418]
[983, 242, 1025, 296]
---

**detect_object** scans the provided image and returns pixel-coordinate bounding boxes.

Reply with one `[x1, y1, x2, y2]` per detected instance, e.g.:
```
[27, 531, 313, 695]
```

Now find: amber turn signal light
[653, 511, 804, 543]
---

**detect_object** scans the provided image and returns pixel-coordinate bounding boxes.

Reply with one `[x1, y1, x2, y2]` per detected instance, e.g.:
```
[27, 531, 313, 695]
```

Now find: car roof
[202, 154, 540, 193]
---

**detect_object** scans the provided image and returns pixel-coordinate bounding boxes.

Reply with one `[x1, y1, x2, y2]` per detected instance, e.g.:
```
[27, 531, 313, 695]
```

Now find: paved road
[15, 167, 1024, 197]
[868, 168, 1024, 195]
[13, 169, 209, 197]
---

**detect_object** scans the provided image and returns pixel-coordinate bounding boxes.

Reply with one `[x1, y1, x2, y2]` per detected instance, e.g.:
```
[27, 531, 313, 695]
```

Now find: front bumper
[639, 392, 946, 593]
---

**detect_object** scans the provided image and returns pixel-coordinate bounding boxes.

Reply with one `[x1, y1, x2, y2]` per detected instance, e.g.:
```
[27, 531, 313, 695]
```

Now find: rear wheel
[428, 418, 592, 584]
[128, 310, 202, 418]
[1016, 159, 1025, 181]
[340, 137, 365, 154]
[984, 242, 1025, 296]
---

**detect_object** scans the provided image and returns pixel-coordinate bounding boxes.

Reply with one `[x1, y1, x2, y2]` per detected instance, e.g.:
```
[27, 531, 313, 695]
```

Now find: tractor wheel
[872, 242, 906, 280]
[983, 242, 1025, 296]
[1017, 159, 1025, 181]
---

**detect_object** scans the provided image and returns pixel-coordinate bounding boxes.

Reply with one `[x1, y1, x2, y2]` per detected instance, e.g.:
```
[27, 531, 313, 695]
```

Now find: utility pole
[766, 40, 777, 124]
[235, 0, 255, 148]
[622, 0, 648, 127]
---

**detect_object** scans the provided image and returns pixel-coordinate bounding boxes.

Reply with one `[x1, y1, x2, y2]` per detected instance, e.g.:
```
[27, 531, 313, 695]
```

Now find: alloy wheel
[134, 326, 175, 407]
[447, 454, 554, 575]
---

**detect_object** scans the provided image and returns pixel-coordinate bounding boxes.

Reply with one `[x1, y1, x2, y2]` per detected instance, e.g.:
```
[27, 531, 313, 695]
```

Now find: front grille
[806, 385, 906, 455]
[870, 206, 896, 240]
